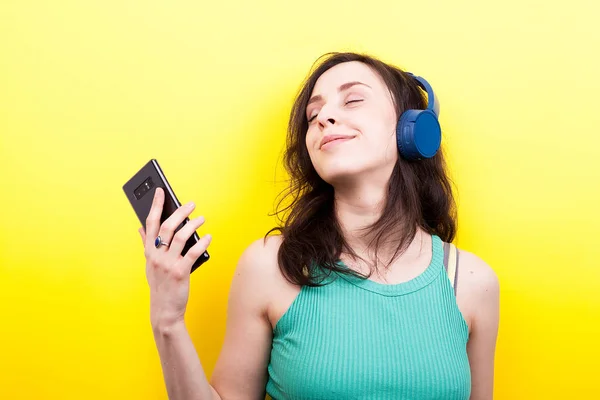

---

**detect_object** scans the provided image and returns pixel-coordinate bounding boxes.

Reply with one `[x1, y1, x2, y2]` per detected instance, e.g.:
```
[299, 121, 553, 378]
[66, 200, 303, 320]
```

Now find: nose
[321, 117, 335, 127]
[316, 106, 337, 128]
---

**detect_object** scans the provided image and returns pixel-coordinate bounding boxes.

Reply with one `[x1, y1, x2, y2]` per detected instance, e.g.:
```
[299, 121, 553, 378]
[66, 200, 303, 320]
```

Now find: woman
[139, 52, 500, 400]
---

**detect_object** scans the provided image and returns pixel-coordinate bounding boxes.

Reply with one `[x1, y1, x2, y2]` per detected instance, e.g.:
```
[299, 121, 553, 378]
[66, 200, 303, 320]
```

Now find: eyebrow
[307, 81, 372, 106]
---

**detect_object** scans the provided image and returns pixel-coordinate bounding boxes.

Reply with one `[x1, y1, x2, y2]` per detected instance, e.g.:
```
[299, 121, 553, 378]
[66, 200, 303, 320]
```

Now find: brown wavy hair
[265, 52, 457, 286]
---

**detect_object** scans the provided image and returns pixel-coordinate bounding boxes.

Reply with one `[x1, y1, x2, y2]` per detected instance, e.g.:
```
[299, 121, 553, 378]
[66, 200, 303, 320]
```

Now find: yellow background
[1, 1, 598, 399]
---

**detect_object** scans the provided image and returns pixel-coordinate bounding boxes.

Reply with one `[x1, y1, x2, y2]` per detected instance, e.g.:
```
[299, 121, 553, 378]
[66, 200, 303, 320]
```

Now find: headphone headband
[406, 72, 440, 118]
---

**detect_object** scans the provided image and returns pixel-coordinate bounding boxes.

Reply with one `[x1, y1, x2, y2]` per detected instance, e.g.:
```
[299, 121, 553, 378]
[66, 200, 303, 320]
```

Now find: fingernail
[187, 201, 195, 208]
[205, 233, 212, 241]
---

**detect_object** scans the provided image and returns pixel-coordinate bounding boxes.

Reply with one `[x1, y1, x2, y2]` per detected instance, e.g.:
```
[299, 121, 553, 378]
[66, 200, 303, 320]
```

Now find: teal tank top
[266, 235, 471, 399]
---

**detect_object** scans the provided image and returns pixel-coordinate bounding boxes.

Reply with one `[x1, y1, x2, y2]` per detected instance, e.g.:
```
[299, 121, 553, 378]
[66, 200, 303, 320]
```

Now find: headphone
[396, 73, 441, 161]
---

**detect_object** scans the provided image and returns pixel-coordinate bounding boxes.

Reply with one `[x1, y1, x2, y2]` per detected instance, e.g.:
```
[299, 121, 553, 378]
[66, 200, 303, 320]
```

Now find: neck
[333, 175, 426, 270]
[333, 179, 387, 248]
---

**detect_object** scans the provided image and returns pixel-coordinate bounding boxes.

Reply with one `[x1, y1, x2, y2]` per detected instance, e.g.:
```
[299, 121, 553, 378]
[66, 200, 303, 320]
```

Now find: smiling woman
[253, 52, 498, 399]
[269, 52, 455, 287]
[143, 51, 499, 400]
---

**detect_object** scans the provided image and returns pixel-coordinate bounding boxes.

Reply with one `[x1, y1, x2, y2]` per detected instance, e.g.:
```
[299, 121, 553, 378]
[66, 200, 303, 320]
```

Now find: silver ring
[154, 235, 170, 248]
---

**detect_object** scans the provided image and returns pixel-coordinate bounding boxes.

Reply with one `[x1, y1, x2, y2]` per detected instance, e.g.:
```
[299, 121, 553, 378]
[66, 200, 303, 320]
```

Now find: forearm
[153, 322, 221, 400]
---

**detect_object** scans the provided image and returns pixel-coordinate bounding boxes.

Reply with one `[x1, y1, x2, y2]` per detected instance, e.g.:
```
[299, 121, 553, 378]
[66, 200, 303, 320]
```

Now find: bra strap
[443, 242, 459, 296]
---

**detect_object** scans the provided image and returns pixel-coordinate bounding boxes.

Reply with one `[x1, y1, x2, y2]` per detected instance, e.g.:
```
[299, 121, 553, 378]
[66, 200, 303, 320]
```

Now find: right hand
[138, 187, 212, 331]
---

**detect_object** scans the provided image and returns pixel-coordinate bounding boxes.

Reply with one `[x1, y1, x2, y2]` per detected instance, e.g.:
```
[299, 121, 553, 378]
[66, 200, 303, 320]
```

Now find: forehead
[311, 61, 386, 95]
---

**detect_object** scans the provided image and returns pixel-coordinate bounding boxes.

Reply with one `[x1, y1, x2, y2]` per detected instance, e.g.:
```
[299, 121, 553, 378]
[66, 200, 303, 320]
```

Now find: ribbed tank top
[265, 234, 471, 400]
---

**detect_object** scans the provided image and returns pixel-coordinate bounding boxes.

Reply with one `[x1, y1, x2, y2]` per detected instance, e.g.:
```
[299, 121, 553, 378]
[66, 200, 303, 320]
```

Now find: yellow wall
[1, 1, 598, 398]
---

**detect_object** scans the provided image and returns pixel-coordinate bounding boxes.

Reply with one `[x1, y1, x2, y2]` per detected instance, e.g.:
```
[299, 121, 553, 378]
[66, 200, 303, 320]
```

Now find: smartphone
[122, 159, 210, 273]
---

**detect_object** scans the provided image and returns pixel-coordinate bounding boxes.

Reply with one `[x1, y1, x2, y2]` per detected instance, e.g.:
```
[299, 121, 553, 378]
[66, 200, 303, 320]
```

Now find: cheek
[374, 108, 398, 147]
[360, 117, 395, 147]
[305, 128, 320, 160]
[356, 104, 396, 134]
[305, 128, 316, 150]
[358, 117, 398, 162]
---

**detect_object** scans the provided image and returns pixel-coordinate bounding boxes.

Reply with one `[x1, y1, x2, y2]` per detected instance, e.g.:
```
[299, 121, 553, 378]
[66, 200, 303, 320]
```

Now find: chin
[314, 156, 367, 185]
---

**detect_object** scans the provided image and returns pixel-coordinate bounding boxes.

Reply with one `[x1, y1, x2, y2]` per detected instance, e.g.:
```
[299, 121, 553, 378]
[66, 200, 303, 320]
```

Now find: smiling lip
[320, 134, 355, 149]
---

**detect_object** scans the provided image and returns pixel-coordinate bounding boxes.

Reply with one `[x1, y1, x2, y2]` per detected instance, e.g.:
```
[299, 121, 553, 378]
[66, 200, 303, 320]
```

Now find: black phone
[122, 159, 209, 273]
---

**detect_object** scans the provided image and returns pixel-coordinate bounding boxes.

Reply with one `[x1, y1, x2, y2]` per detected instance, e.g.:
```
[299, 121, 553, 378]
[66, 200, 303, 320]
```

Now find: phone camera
[134, 177, 155, 200]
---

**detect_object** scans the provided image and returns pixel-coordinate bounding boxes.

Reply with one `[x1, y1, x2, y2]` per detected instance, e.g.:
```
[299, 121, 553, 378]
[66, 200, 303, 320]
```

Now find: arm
[153, 236, 278, 400]
[209, 236, 281, 399]
[457, 250, 501, 400]
[153, 323, 222, 400]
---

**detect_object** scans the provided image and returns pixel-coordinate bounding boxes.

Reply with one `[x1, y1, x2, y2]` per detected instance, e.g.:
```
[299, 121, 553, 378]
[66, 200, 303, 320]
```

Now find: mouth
[320, 135, 355, 150]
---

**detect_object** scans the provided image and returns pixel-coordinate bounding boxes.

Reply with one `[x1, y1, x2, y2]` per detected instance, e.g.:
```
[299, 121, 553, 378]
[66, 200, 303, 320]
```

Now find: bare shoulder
[455, 247, 500, 332]
[455, 248, 500, 398]
[456, 248, 500, 296]
[232, 234, 285, 297]
[232, 234, 299, 329]
[240, 235, 282, 268]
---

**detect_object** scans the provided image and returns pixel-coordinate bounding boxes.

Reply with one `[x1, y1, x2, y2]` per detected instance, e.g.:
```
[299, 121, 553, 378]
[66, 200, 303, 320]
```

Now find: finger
[157, 200, 196, 246]
[145, 188, 164, 246]
[168, 215, 206, 256]
[138, 227, 146, 244]
[180, 233, 212, 274]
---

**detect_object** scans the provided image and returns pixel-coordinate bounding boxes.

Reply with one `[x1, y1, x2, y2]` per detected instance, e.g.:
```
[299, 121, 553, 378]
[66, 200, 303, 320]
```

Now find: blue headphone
[396, 73, 441, 161]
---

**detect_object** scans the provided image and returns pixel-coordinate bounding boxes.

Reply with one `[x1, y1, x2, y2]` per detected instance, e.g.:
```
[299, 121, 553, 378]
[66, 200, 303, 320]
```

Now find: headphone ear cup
[396, 109, 441, 160]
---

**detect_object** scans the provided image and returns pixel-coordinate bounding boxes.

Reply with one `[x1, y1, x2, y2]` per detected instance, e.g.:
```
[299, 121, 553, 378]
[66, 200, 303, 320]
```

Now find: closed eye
[307, 99, 364, 123]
